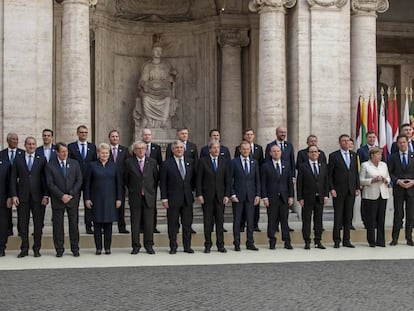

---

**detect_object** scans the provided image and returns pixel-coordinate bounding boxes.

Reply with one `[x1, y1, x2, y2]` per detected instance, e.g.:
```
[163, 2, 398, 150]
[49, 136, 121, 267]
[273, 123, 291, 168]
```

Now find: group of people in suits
[1, 122, 414, 258]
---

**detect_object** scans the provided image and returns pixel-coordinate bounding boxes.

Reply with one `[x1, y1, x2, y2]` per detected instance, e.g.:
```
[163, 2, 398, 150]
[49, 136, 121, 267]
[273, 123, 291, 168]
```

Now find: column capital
[307, 0, 348, 8]
[55, 0, 97, 7]
[249, 0, 296, 14]
[218, 29, 249, 48]
[351, 0, 389, 15]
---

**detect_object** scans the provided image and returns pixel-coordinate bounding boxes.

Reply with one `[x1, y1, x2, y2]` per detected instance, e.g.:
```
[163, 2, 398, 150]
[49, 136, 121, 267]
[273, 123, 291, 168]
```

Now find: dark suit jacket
[35, 145, 57, 162]
[200, 145, 231, 162]
[296, 148, 327, 170]
[234, 143, 264, 167]
[0, 148, 24, 163]
[391, 140, 414, 154]
[45, 158, 83, 209]
[0, 160, 11, 206]
[265, 140, 296, 177]
[124, 156, 159, 208]
[166, 141, 198, 161]
[328, 150, 360, 196]
[160, 157, 195, 207]
[196, 155, 231, 202]
[388, 151, 414, 197]
[261, 160, 293, 204]
[10, 153, 48, 203]
[148, 143, 163, 167]
[109, 144, 130, 175]
[67, 141, 97, 176]
[297, 161, 329, 204]
[230, 157, 261, 202]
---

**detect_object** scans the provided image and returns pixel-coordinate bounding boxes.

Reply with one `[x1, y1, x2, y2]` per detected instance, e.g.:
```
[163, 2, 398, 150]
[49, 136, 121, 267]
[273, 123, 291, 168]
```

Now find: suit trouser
[7, 208, 13, 234]
[130, 197, 154, 249]
[167, 201, 193, 250]
[52, 205, 79, 253]
[233, 200, 254, 247]
[267, 196, 290, 244]
[0, 206, 9, 250]
[202, 197, 224, 248]
[241, 203, 260, 229]
[117, 196, 127, 231]
[363, 197, 386, 246]
[93, 222, 113, 250]
[302, 196, 323, 244]
[392, 193, 414, 241]
[17, 197, 46, 251]
[333, 194, 355, 243]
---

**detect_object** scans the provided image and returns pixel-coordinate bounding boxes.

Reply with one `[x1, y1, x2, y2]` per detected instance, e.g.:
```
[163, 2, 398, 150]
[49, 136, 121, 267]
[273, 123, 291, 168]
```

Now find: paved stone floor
[1, 251, 414, 311]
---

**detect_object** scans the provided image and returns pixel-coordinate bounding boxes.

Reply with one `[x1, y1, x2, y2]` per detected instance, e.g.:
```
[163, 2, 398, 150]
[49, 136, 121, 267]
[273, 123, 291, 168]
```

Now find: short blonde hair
[97, 142, 110, 152]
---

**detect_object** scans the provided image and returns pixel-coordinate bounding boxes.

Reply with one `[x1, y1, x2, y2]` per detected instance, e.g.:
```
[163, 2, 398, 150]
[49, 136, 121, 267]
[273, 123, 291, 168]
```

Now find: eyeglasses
[79, 132, 88, 134]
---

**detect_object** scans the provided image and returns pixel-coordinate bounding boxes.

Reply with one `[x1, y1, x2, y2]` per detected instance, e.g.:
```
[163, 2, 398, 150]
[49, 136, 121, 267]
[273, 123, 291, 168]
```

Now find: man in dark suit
[235, 128, 264, 232]
[45, 142, 83, 257]
[0, 159, 12, 256]
[296, 134, 327, 169]
[0, 132, 24, 236]
[11, 137, 48, 258]
[124, 141, 159, 255]
[196, 141, 231, 253]
[68, 125, 97, 234]
[388, 134, 414, 246]
[160, 140, 196, 254]
[261, 144, 294, 250]
[35, 129, 57, 162]
[328, 134, 360, 248]
[391, 123, 414, 154]
[265, 126, 295, 177]
[141, 128, 162, 233]
[297, 145, 329, 250]
[357, 131, 377, 163]
[108, 129, 131, 234]
[231, 141, 261, 251]
[200, 129, 231, 162]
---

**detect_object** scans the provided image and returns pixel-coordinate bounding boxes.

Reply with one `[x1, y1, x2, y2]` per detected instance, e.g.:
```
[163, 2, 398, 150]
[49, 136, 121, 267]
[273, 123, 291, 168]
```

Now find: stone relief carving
[218, 29, 250, 48]
[133, 35, 178, 130]
[249, 0, 297, 13]
[307, 0, 348, 8]
[351, 0, 389, 14]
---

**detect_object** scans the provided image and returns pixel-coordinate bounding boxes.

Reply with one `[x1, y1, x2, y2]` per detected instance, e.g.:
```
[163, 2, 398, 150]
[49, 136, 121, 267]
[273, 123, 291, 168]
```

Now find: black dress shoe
[119, 229, 129, 234]
[343, 242, 355, 248]
[145, 248, 155, 255]
[86, 228, 94, 235]
[33, 250, 41, 257]
[407, 240, 414, 246]
[72, 251, 80, 257]
[246, 245, 259, 251]
[223, 228, 228, 232]
[184, 248, 195, 253]
[105, 249, 111, 255]
[240, 227, 245, 232]
[334, 242, 340, 248]
[234, 245, 241, 252]
[315, 243, 326, 249]
[169, 248, 177, 255]
[304, 242, 311, 250]
[17, 250, 28, 258]
[218, 247, 227, 253]
[204, 247, 211, 253]
[376, 243, 386, 247]
[253, 227, 261, 232]
[0, 249, 5, 257]
[191, 228, 197, 234]
[369, 243, 376, 248]
[154, 228, 160, 233]
[96, 250, 102, 255]
[269, 240, 276, 250]
[389, 240, 398, 246]
[56, 252, 63, 258]
[350, 225, 356, 230]
[131, 247, 140, 255]
[289, 227, 294, 232]
[284, 242, 293, 250]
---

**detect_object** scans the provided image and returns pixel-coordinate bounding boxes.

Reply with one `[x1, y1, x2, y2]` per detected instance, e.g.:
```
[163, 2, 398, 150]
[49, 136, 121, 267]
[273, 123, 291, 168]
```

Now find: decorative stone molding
[55, 0, 97, 7]
[218, 29, 249, 48]
[249, 0, 296, 14]
[307, 0, 348, 8]
[351, 0, 389, 15]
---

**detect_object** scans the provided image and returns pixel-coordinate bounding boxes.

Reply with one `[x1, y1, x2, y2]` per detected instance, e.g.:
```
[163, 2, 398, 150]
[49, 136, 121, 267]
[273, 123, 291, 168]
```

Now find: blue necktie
[27, 155, 33, 171]
[61, 161, 67, 177]
[345, 152, 350, 169]
[313, 162, 318, 177]
[402, 153, 408, 169]
[244, 158, 249, 175]
[276, 162, 281, 176]
[81, 144, 86, 160]
[213, 158, 218, 172]
[10, 150, 15, 165]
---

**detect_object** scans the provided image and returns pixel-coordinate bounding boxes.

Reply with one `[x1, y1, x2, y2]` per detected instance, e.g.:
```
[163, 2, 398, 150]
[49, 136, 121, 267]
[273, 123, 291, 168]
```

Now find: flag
[386, 92, 393, 159]
[393, 92, 399, 142]
[403, 90, 410, 125]
[361, 96, 367, 146]
[379, 94, 387, 159]
[367, 97, 373, 131]
[410, 89, 414, 128]
[355, 96, 362, 148]
[373, 97, 379, 145]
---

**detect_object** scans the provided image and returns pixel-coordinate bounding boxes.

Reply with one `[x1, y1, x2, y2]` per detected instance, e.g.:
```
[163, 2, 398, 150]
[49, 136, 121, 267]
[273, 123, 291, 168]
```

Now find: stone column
[218, 29, 249, 148]
[350, 0, 389, 139]
[249, 0, 296, 147]
[59, 0, 93, 142]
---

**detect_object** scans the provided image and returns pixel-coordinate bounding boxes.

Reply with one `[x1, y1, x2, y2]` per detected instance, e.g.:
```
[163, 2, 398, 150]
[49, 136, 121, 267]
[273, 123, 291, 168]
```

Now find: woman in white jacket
[359, 147, 390, 247]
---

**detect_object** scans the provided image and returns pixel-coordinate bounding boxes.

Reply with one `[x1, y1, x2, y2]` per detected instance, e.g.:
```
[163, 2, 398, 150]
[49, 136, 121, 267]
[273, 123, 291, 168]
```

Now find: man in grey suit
[124, 141, 159, 255]
[45, 142, 83, 257]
